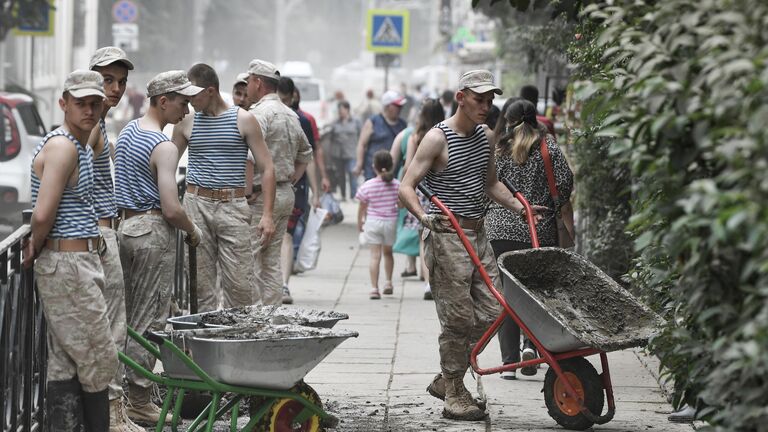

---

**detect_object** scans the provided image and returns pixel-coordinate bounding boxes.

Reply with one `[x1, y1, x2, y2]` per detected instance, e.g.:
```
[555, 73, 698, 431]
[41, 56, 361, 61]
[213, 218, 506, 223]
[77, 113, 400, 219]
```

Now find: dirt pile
[200, 305, 348, 328]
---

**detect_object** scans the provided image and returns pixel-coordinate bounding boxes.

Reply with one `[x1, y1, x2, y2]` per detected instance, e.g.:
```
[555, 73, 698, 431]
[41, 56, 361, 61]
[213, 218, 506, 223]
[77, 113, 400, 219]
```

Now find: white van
[281, 61, 329, 129]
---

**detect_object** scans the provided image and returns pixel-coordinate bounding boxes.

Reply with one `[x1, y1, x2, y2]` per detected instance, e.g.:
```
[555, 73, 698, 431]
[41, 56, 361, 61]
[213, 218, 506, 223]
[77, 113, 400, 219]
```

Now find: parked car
[0, 92, 46, 223]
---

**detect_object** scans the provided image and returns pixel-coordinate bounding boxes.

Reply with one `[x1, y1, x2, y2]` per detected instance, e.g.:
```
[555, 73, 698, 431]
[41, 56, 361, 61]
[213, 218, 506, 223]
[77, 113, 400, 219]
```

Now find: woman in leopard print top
[484, 99, 573, 378]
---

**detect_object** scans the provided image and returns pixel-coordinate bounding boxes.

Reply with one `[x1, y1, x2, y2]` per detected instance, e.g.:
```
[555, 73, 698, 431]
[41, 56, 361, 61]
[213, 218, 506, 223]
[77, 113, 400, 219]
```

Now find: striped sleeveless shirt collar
[424, 122, 490, 219]
[30, 129, 99, 238]
[187, 106, 248, 189]
[114, 119, 168, 211]
[93, 118, 117, 218]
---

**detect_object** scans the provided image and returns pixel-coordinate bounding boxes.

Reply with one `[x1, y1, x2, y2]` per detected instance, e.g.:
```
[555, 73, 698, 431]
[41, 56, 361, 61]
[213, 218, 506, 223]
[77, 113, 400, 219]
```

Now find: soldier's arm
[29, 137, 78, 253]
[171, 113, 193, 159]
[152, 141, 195, 233]
[398, 128, 443, 220]
[292, 120, 313, 184]
[238, 109, 275, 242]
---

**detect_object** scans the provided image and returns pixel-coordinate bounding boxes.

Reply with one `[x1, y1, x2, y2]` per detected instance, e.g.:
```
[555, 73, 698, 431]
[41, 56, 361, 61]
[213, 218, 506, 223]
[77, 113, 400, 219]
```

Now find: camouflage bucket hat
[146, 70, 203, 98]
[64, 70, 106, 99]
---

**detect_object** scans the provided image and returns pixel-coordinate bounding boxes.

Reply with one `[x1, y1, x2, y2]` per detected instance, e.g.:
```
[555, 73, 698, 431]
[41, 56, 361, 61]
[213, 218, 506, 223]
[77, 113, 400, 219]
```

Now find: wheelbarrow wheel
[543, 357, 604, 431]
[255, 380, 323, 432]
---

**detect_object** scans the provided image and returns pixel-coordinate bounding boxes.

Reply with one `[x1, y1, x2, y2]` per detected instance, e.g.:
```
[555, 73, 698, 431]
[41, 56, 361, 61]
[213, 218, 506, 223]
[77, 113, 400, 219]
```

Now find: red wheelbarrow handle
[417, 182, 615, 425]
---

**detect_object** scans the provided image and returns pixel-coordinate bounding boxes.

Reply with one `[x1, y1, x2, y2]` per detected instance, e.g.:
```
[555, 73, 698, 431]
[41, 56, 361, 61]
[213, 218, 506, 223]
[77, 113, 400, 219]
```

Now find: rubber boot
[82, 389, 109, 431]
[126, 384, 171, 425]
[45, 379, 84, 432]
[110, 398, 146, 432]
[426, 373, 487, 411]
[442, 376, 486, 421]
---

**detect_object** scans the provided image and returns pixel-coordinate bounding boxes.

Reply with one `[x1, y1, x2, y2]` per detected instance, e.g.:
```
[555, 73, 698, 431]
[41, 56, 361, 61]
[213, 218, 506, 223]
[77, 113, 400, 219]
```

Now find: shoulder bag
[540, 138, 575, 248]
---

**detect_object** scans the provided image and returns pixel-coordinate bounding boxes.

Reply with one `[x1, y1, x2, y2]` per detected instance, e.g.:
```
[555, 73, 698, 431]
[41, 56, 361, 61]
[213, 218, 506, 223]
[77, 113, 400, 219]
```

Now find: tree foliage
[574, 0, 768, 429]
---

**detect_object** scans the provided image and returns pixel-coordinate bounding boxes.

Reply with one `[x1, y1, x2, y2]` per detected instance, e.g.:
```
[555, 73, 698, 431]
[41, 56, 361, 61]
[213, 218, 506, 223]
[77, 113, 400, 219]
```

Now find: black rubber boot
[82, 389, 110, 431]
[45, 379, 84, 432]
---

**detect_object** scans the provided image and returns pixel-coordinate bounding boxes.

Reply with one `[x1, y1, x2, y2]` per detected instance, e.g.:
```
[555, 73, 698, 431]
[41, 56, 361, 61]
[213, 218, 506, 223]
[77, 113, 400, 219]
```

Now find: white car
[0, 92, 46, 224]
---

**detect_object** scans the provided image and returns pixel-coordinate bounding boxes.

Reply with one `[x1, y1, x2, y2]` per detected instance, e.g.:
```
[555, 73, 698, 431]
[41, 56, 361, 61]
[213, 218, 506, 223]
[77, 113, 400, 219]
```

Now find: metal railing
[1, 210, 46, 432]
[1, 172, 189, 432]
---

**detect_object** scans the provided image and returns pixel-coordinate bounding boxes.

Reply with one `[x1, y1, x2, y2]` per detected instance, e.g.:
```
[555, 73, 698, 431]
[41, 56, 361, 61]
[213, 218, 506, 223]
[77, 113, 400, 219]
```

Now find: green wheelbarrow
[119, 324, 357, 432]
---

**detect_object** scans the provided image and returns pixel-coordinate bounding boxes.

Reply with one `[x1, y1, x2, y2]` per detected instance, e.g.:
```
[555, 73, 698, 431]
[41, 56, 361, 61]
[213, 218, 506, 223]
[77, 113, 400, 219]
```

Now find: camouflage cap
[146, 70, 203, 98]
[63, 70, 106, 99]
[89, 46, 134, 70]
[235, 72, 249, 86]
[458, 69, 503, 95]
[247, 59, 280, 81]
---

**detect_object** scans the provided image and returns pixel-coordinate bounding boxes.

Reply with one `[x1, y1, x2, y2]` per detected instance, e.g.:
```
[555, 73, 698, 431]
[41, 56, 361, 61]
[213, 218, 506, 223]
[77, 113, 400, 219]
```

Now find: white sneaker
[521, 347, 537, 376]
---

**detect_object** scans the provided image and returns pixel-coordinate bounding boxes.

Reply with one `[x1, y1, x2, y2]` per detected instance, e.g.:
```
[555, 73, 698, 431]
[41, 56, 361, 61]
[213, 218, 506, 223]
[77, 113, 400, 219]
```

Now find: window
[0, 105, 21, 161]
[17, 103, 46, 137]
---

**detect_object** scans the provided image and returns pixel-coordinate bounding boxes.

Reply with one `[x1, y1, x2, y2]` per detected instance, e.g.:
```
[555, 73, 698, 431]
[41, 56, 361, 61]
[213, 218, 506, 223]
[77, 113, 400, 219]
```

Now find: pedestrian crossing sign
[366, 9, 410, 54]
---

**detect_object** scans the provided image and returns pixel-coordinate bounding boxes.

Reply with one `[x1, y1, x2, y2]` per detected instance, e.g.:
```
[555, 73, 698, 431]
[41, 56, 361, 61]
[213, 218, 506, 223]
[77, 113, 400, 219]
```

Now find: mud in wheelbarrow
[120, 324, 357, 431]
[167, 305, 349, 330]
[498, 247, 665, 353]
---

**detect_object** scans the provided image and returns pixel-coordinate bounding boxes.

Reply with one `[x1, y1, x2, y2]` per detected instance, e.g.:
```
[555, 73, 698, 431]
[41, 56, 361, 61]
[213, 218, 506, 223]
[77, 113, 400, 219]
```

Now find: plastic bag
[320, 193, 344, 226]
[295, 208, 329, 272]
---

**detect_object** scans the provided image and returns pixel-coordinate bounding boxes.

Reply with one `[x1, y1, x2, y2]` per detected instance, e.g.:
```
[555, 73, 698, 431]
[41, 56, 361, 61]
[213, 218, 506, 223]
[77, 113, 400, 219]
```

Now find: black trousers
[490, 239, 532, 364]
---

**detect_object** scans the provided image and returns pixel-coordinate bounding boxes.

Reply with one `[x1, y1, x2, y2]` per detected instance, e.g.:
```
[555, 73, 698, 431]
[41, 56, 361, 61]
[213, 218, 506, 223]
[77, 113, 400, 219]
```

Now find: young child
[356, 150, 400, 299]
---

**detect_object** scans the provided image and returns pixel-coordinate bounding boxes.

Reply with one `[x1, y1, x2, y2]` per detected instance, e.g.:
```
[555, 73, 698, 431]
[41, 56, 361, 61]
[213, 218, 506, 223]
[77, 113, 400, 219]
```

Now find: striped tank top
[30, 129, 99, 238]
[92, 118, 117, 218]
[114, 119, 168, 211]
[424, 122, 490, 219]
[187, 106, 247, 188]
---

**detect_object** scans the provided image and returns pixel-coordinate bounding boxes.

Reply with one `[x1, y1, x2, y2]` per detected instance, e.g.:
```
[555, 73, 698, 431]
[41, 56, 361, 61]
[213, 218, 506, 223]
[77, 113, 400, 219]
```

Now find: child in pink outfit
[356, 150, 400, 299]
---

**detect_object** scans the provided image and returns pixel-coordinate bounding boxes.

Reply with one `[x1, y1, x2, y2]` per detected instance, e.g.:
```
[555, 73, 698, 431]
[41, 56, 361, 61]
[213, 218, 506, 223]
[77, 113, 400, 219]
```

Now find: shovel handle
[188, 244, 198, 314]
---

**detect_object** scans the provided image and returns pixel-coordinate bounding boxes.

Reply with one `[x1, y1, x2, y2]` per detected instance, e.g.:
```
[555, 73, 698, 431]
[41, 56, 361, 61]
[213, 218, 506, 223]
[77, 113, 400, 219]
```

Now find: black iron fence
[1, 174, 189, 432]
[1, 211, 46, 432]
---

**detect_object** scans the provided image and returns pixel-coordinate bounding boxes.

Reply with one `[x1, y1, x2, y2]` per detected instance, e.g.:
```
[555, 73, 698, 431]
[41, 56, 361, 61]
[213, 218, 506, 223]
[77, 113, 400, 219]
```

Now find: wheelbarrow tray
[167, 305, 349, 330]
[499, 248, 664, 353]
[157, 324, 358, 390]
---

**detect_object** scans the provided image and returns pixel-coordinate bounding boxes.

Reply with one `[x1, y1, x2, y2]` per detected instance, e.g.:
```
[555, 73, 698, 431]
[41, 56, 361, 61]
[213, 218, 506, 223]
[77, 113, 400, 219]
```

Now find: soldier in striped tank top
[86, 46, 145, 432]
[114, 70, 204, 426]
[399, 70, 548, 422]
[173, 63, 276, 312]
[24, 70, 118, 431]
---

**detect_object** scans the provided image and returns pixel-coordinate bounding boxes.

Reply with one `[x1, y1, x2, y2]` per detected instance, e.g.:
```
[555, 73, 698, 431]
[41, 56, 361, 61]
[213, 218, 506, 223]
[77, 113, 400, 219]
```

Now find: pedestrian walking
[399, 70, 547, 421]
[328, 100, 360, 200]
[357, 150, 400, 300]
[24, 70, 118, 431]
[354, 88, 381, 123]
[86, 46, 145, 432]
[389, 124, 418, 279]
[354, 90, 407, 181]
[172, 63, 276, 312]
[486, 99, 573, 379]
[245, 59, 313, 306]
[232, 72, 249, 109]
[115, 70, 203, 425]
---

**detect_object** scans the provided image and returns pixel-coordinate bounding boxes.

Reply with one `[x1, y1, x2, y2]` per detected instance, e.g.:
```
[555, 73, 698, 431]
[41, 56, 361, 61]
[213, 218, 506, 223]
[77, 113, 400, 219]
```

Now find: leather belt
[45, 237, 101, 252]
[187, 185, 245, 201]
[98, 217, 118, 229]
[120, 208, 163, 220]
[456, 216, 484, 231]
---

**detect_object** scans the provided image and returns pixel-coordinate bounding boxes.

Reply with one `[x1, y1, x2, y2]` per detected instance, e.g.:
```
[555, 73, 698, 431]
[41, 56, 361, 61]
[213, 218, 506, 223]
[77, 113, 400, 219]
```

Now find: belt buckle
[219, 189, 230, 202]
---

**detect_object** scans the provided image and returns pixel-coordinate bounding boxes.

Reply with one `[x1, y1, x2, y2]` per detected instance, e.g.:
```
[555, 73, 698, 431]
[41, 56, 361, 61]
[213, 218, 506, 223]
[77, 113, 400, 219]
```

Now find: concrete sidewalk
[281, 203, 694, 432]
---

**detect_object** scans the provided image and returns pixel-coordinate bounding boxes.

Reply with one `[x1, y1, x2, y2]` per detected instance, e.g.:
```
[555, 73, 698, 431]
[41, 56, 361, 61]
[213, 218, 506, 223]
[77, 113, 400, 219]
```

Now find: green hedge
[573, 0, 768, 429]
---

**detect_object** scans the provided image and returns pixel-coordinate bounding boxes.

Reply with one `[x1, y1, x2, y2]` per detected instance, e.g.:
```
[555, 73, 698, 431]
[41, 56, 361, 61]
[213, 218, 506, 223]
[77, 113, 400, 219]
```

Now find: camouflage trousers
[184, 193, 254, 312]
[423, 227, 501, 379]
[118, 215, 175, 390]
[35, 248, 118, 392]
[99, 226, 128, 400]
[250, 182, 295, 305]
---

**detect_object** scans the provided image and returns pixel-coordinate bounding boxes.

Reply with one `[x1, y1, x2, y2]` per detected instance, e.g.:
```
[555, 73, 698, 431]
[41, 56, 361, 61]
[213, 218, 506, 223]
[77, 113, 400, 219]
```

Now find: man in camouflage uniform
[173, 63, 276, 311]
[245, 59, 313, 305]
[399, 70, 545, 421]
[86, 46, 144, 432]
[25, 70, 118, 431]
[115, 71, 203, 426]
